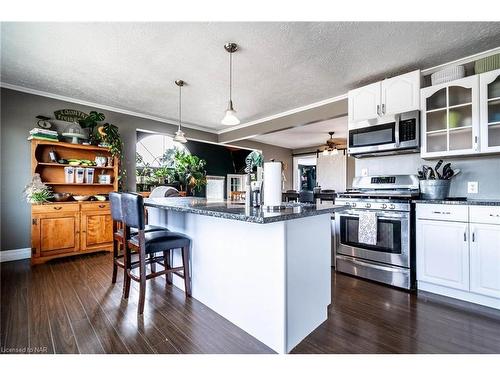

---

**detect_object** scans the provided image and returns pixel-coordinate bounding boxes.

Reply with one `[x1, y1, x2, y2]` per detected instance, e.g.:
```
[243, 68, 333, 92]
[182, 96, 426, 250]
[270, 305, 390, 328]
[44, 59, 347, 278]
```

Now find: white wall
[316, 154, 355, 192]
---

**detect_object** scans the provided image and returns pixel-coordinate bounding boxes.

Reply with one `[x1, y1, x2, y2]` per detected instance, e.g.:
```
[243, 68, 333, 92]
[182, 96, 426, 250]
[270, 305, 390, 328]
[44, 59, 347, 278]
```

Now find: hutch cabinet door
[420, 75, 480, 158]
[32, 210, 80, 257]
[348, 81, 381, 123]
[80, 208, 113, 251]
[416, 219, 469, 291]
[381, 70, 420, 116]
[469, 223, 500, 299]
[479, 68, 500, 153]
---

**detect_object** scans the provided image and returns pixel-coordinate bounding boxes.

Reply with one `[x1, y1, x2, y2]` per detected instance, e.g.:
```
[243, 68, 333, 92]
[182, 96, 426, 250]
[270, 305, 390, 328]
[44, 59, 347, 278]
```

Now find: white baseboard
[418, 281, 500, 310]
[0, 248, 31, 263]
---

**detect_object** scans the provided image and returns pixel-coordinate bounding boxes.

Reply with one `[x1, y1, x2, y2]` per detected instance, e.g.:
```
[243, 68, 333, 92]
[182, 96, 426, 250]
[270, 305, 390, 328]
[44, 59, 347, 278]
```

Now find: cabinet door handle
[464, 232, 467, 242]
[432, 211, 451, 215]
[472, 232, 475, 242]
[53, 206, 62, 210]
[32, 218, 38, 225]
[381, 103, 386, 115]
[376, 104, 381, 116]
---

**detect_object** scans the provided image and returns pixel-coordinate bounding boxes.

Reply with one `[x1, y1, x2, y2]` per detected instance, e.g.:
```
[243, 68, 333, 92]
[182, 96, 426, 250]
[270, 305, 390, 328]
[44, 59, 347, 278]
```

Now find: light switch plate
[468, 181, 478, 194]
[361, 168, 368, 177]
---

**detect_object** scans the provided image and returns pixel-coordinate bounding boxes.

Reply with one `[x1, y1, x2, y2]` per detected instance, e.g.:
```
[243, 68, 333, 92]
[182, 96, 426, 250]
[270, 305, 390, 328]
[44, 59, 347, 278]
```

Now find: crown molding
[421, 46, 500, 75]
[0, 82, 219, 134]
[217, 93, 348, 135]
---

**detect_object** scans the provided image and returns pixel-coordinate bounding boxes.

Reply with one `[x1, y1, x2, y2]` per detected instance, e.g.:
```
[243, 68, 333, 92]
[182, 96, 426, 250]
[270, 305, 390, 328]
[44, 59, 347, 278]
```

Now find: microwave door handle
[394, 114, 400, 147]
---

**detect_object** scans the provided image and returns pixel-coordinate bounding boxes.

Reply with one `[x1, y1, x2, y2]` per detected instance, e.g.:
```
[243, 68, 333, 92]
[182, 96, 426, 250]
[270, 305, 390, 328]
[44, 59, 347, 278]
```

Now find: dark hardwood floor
[2, 252, 500, 354]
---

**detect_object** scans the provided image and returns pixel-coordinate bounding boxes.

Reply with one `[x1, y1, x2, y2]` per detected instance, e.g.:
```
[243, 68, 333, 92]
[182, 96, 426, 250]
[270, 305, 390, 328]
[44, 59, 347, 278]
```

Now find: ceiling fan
[317, 131, 347, 157]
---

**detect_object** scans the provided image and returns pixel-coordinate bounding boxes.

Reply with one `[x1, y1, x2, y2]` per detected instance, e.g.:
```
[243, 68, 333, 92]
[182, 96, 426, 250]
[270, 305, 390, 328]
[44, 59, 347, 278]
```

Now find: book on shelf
[27, 135, 60, 142]
[29, 128, 59, 136]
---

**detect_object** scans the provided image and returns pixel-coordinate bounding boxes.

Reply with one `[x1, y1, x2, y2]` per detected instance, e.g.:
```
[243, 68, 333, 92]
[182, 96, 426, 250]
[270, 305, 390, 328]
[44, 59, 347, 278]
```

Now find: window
[136, 133, 189, 168]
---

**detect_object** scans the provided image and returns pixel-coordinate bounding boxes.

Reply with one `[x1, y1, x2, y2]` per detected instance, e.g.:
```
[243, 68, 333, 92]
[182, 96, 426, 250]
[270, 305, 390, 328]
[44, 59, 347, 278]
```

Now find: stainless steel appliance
[348, 110, 419, 157]
[335, 175, 419, 290]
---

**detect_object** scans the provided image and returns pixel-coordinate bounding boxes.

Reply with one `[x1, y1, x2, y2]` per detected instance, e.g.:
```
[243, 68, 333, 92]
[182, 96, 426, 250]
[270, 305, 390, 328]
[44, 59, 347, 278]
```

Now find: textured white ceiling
[2, 22, 500, 132]
[253, 116, 348, 149]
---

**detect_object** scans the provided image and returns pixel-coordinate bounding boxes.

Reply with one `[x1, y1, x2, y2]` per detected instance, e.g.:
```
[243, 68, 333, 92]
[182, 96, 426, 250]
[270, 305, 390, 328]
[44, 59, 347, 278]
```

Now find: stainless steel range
[335, 175, 419, 290]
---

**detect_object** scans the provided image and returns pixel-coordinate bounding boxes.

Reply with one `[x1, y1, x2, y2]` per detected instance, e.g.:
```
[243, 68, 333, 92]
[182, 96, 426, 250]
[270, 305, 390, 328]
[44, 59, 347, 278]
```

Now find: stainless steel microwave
[348, 110, 420, 157]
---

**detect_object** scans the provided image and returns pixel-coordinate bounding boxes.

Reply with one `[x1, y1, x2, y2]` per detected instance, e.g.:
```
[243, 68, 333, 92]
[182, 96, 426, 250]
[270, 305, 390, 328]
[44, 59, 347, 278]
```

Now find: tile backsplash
[355, 153, 500, 199]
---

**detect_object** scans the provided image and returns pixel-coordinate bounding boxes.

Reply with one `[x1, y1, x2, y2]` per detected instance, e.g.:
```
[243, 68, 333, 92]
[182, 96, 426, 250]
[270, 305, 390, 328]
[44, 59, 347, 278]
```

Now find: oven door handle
[339, 211, 409, 220]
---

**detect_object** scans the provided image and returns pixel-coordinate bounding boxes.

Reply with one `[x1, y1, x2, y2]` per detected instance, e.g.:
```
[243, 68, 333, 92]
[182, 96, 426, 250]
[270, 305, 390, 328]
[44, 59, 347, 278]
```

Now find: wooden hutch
[30, 139, 118, 264]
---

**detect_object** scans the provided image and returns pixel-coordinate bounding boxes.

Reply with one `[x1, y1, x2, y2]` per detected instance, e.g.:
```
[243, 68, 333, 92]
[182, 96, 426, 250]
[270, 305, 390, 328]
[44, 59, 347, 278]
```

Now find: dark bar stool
[121, 192, 192, 315]
[109, 192, 165, 285]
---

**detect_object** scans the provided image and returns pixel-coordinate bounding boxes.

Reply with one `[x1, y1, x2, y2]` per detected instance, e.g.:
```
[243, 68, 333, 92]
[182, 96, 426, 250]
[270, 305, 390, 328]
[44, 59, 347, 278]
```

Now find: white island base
[147, 207, 332, 353]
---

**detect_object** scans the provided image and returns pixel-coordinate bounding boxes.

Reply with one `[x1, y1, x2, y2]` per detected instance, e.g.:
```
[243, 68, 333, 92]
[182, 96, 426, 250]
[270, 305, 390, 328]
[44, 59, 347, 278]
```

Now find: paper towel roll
[263, 162, 282, 207]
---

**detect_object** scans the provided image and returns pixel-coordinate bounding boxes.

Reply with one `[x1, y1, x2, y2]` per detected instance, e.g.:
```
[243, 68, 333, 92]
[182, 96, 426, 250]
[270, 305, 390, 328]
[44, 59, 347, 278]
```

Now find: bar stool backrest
[109, 192, 123, 222]
[121, 192, 145, 230]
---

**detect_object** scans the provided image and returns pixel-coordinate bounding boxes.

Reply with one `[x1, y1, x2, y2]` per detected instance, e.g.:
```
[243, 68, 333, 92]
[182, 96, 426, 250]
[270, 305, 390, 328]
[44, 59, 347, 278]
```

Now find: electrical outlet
[468, 181, 478, 194]
[361, 168, 368, 177]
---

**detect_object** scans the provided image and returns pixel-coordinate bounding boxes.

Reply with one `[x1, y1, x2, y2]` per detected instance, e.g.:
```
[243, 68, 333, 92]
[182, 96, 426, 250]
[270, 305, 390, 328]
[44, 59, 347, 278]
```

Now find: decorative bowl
[73, 195, 91, 201]
[94, 195, 106, 201]
[52, 193, 72, 202]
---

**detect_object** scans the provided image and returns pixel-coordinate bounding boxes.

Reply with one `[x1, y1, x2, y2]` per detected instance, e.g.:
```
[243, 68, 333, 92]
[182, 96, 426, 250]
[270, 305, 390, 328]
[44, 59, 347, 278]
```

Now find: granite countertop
[413, 199, 500, 206]
[145, 197, 347, 224]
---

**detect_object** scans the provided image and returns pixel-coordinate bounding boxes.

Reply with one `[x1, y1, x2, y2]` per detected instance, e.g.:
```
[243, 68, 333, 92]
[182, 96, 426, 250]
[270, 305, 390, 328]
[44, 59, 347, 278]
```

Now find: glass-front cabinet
[480, 68, 500, 153]
[421, 75, 480, 158]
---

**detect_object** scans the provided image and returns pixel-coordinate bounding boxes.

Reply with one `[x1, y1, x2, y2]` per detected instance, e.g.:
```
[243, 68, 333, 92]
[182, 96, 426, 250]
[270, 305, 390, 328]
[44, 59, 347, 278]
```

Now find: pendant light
[221, 42, 240, 126]
[173, 79, 187, 143]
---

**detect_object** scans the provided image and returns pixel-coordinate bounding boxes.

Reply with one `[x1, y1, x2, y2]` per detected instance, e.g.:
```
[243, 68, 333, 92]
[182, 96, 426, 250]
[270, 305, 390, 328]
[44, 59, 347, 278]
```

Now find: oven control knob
[382, 203, 387, 209]
[351, 202, 357, 208]
[389, 204, 396, 209]
[365, 203, 371, 208]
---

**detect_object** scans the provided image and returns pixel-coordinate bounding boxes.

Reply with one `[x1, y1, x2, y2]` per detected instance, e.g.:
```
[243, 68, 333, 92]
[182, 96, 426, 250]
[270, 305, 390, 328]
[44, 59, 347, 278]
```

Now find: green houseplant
[173, 150, 207, 194]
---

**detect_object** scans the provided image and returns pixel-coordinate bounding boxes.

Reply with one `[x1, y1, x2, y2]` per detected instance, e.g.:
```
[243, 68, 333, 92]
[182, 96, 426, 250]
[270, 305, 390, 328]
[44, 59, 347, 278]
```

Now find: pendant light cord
[178, 84, 182, 130]
[229, 51, 232, 102]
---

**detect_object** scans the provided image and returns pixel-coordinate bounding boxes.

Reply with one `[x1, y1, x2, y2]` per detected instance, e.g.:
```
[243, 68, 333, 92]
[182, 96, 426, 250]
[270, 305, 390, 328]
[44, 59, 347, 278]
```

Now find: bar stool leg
[138, 246, 147, 315]
[122, 241, 131, 299]
[181, 245, 191, 297]
[112, 237, 118, 284]
[164, 250, 173, 285]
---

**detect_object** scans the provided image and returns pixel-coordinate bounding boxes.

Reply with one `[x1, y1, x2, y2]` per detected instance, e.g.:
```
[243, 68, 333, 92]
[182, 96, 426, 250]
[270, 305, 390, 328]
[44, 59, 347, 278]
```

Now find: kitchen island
[145, 197, 346, 353]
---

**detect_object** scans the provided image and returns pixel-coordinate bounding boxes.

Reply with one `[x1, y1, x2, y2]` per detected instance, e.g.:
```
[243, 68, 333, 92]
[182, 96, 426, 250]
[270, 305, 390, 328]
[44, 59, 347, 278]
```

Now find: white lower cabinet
[416, 219, 469, 291]
[416, 203, 500, 309]
[470, 223, 500, 299]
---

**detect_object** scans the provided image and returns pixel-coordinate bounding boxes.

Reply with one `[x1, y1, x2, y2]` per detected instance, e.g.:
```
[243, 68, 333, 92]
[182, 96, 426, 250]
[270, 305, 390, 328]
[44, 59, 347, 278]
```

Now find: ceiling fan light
[173, 129, 187, 143]
[331, 148, 339, 156]
[322, 149, 329, 156]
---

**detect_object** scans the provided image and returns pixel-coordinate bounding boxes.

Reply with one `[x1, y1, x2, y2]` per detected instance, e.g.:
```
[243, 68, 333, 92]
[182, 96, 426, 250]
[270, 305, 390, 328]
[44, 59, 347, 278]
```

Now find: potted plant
[23, 174, 53, 204]
[173, 150, 207, 195]
[78, 111, 105, 143]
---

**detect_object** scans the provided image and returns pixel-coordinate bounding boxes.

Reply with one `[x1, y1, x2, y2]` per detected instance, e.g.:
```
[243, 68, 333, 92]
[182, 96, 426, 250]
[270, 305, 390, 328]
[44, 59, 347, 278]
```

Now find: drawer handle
[489, 214, 500, 217]
[432, 211, 451, 215]
[98, 204, 106, 208]
[53, 206, 62, 210]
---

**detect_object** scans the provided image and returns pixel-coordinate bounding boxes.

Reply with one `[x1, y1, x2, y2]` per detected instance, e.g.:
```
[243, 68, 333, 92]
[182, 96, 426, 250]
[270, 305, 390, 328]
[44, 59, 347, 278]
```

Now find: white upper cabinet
[479, 68, 500, 153]
[381, 70, 421, 115]
[348, 81, 381, 123]
[348, 70, 420, 124]
[420, 75, 480, 158]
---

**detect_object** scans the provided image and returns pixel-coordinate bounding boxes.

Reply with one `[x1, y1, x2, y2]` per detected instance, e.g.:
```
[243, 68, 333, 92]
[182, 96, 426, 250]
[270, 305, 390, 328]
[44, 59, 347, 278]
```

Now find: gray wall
[355, 153, 500, 199]
[0, 88, 291, 251]
[230, 139, 293, 190]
